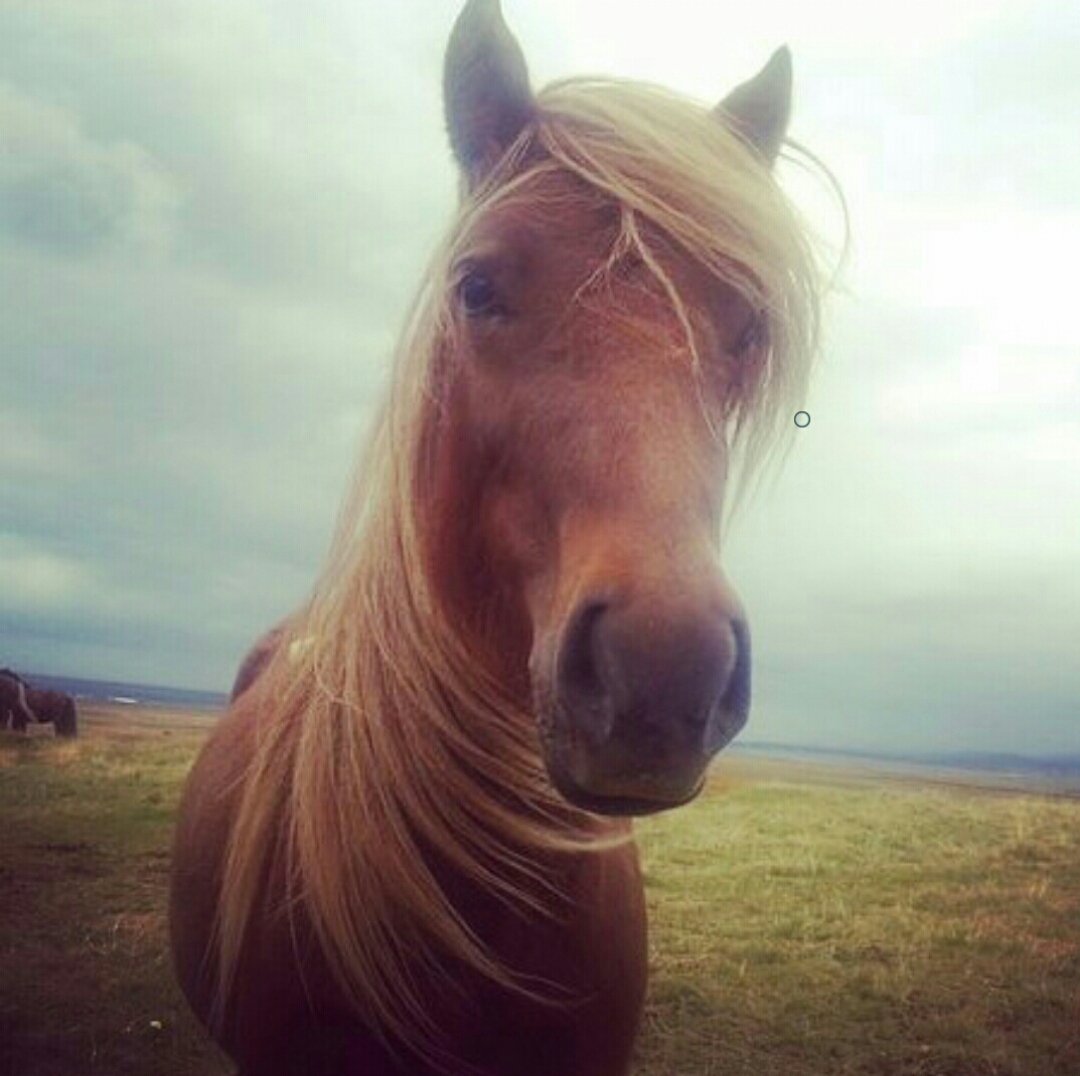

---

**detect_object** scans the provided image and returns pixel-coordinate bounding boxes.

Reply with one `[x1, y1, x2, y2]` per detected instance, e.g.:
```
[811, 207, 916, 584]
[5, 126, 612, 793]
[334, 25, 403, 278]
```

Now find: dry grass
[1, 709, 1078, 1076]
[0, 709, 231, 1076]
[633, 769, 1080, 1075]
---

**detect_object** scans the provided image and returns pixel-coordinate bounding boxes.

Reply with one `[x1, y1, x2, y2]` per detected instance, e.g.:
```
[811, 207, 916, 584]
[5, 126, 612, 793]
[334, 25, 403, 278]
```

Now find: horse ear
[714, 47, 792, 167]
[444, 0, 534, 184]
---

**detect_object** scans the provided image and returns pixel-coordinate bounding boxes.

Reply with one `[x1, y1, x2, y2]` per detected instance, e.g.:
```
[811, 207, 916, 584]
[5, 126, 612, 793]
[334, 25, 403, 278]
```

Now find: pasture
[2, 706, 1078, 1076]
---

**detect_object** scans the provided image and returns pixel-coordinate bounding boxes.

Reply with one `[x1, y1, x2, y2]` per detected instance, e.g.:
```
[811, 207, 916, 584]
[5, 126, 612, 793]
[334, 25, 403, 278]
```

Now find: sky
[2, 0, 1077, 758]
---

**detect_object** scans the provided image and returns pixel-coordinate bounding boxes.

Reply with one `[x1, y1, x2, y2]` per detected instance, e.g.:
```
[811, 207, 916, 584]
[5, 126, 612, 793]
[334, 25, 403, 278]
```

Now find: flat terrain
[2, 704, 1078, 1075]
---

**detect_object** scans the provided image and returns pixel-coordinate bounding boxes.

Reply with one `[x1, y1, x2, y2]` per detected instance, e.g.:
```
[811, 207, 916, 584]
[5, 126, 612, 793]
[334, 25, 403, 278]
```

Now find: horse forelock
[449, 76, 826, 484]
[215, 72, 827, 1060]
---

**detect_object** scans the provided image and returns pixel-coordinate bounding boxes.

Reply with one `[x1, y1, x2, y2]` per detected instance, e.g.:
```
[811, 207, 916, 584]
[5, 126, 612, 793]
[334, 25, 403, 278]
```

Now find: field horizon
[12, 671, 1080, 795]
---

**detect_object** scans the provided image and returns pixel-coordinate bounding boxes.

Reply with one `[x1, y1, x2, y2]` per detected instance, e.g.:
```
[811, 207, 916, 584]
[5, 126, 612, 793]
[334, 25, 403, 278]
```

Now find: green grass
[0, 726, 231, 1076]
[2, 723, 1078, 1076]
[633, 780, 1080, 1075]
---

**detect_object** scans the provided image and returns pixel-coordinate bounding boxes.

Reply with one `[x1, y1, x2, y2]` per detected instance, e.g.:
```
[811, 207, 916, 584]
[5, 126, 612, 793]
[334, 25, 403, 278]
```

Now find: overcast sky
[2, 0, 1077, 757]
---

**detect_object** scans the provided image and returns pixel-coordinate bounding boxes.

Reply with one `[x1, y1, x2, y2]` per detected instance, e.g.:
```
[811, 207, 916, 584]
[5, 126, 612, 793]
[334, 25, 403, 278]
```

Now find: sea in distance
[14, 673, 1079, 794]
[732, 739, 1080, 796]
[23, 672, 227, 712]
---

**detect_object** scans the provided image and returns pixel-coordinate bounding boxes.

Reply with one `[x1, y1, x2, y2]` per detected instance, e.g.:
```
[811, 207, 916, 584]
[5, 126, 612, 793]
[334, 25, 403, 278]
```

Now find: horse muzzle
[533, 592, 751, 816]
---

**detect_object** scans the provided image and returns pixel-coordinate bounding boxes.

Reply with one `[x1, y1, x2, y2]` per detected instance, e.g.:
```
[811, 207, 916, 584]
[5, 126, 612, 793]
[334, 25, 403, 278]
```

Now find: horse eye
[732, 314, 767, 358]
[457, 271, 504, 317]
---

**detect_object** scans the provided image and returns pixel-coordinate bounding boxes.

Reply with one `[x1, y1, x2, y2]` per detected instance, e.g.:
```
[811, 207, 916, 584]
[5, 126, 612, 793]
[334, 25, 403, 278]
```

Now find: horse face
[434, 177, 753, 815]
[433, 0, 795, 815]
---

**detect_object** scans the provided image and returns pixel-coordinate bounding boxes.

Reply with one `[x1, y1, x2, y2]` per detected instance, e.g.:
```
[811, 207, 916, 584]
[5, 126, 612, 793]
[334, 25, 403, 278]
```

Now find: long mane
[213, 75, 826, 1054]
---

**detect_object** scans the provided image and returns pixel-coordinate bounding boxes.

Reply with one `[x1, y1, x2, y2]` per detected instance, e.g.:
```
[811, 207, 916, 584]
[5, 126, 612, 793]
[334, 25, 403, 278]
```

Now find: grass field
[2, 707, 1078, 1076]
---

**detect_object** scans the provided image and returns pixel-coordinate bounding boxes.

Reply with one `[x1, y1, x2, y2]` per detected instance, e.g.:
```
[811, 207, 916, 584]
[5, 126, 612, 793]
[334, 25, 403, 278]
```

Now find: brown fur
[229, 623, 286, 701]
[170, 2, 827, 1073]
[174, 639, 645, 1075]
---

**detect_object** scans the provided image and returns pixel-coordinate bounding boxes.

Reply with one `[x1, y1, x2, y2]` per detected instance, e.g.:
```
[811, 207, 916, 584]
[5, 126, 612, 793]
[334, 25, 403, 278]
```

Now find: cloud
[0, 537, 87, 609]
[0, 0, 1076, 755]
[0, 85, 179, 258]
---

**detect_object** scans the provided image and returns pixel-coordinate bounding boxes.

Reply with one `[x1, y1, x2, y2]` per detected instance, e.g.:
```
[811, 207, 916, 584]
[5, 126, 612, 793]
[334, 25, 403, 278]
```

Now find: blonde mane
[213, 75, 827, 1056]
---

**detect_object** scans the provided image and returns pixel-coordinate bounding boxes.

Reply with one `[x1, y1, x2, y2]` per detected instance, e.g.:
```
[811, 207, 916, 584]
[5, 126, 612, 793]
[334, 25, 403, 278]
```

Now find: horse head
[421, 0, 813, 815]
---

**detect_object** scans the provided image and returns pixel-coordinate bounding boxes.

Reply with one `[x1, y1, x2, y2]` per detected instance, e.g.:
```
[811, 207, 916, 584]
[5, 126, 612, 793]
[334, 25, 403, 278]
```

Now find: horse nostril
[711, 617, 751, 745]
[552, 595, 752, 763]
[557, 599, 611, 710]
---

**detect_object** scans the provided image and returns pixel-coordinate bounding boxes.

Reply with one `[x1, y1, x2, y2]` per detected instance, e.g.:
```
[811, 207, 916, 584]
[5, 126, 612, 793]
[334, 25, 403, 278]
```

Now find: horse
[170, 2, 825, 1073]
[228, 622, 286, 701]
[0, 670, 78, 737]
[0, 669, 31, 730]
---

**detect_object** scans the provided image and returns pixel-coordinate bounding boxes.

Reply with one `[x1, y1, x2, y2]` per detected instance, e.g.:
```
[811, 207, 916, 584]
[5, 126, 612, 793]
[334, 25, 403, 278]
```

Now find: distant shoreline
[16, 671, 228, 713]
[733, 738, 1080, 779]
[726, 741, 1080, 798]
[10, 672, 1078, 796]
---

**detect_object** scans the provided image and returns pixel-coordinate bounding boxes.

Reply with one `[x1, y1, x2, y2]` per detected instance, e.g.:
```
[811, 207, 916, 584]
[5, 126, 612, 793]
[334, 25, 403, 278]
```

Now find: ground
[2, 704, 1078, 1076]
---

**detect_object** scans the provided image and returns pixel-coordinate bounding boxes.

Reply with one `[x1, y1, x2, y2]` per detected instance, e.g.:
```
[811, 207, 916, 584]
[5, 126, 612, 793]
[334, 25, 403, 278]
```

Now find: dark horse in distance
[0, 669, 78, 737]
[170, 2, 826, 1073]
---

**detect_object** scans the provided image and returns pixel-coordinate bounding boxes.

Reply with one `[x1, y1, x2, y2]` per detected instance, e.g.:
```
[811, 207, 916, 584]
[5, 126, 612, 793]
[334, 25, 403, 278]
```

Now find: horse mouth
[536, 702, 712, 816]
[544, 756, 707, 816]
